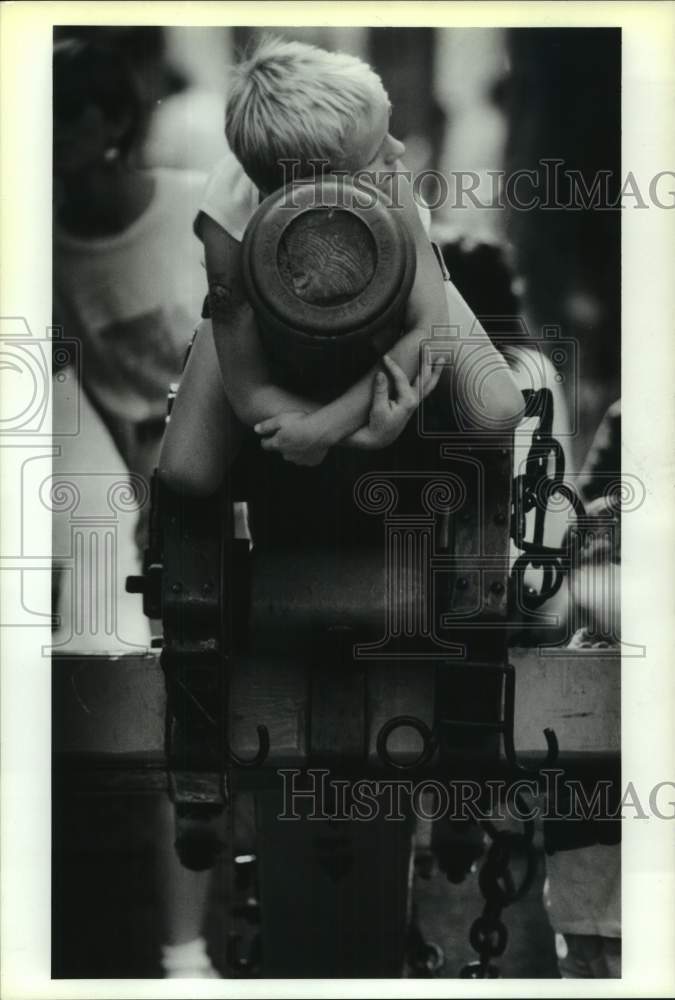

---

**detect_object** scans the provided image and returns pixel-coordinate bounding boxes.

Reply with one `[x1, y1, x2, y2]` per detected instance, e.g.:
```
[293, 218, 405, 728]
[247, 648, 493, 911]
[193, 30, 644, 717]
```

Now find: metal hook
[501, 663, 559, 774]
[376, 715, 437, 770]
[227, 724, 271, 767]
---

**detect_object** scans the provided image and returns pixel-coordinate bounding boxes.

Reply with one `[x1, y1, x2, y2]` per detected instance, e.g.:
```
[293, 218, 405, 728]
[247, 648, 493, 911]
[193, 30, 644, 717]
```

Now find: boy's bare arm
[158, 319, 240, 495]
[437, 280, 526, 434]
[390, 173, 525, 431]
[378, 170, 525, 434]
[200, 213, 318, 425]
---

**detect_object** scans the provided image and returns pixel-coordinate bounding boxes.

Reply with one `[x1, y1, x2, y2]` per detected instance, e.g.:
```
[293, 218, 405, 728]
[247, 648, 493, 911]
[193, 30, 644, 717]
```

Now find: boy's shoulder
[199, 151, 259, 242]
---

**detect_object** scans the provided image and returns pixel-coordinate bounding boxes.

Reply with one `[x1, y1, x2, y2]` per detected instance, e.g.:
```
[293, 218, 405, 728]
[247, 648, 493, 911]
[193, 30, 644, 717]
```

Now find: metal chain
[460, 795, 538, 978]
[511, 387, 587, 611]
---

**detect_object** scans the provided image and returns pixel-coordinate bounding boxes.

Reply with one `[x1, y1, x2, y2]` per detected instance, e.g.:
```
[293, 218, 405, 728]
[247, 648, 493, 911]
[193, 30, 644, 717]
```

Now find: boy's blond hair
[225, 36, 388, 193]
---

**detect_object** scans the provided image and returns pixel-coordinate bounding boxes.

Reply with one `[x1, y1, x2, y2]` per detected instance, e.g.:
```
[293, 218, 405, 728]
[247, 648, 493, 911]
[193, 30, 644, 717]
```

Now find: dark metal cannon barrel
[241, 176, 416, 397]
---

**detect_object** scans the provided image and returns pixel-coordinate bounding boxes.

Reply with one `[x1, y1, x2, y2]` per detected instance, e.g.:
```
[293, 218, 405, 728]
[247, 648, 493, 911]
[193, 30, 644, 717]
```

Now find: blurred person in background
[52, 35, 219, 977]
[52, 35, 206, 500]
[54, 25, 230, 172]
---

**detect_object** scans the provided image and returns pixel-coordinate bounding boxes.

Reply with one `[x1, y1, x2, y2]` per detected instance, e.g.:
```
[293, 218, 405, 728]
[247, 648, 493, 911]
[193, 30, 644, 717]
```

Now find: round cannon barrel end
[242, 176, 416, 393]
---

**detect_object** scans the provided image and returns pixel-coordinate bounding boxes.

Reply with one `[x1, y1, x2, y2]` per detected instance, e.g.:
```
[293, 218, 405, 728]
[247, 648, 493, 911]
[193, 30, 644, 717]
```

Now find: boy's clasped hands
[253, 352, 446, 467]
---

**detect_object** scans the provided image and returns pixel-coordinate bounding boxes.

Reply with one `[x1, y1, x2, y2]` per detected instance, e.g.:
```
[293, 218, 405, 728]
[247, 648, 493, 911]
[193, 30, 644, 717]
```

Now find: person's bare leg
[154, 323, 242, 973]
[159, 319, 242, 497]
[155, 794, 219, 976]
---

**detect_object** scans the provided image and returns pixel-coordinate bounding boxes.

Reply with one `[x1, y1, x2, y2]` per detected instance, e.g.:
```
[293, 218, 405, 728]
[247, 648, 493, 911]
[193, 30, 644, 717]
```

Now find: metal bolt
[456, 577, 469, 591]
[171, 582, 182, 594]
[489, 581, 505, 596]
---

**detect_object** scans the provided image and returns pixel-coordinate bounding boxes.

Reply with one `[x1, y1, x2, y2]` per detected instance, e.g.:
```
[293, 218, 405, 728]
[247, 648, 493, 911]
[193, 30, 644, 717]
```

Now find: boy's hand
[347, 354, 445, 450]
[254, 411, 328, 466]
[253, 355, 444, 461]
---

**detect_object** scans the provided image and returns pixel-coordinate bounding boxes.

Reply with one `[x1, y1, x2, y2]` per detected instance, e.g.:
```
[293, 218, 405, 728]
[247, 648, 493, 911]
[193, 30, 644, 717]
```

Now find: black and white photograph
[1, 2, 674, 996]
